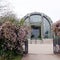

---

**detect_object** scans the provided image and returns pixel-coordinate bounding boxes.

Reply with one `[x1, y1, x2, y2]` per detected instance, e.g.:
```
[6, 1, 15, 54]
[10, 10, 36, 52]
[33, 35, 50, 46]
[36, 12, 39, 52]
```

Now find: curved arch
[23, 12, 52, 29]
[23, 12, 52, 25]
[43, 16, 52, 27]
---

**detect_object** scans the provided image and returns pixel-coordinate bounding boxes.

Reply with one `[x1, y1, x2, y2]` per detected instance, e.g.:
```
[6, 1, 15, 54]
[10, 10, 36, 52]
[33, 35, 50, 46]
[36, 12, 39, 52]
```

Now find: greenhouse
[23, 12, 53, 39]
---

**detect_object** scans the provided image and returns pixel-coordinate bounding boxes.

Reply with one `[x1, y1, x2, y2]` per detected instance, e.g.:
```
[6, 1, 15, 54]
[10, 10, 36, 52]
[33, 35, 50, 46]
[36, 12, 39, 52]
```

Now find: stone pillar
[41, 15, 44, 40]
[50, 23, 53, 38]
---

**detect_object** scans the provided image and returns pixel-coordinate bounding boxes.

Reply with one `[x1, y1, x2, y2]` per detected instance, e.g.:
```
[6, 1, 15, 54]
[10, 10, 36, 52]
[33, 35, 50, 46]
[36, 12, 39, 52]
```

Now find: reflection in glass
[30, 15, 41, 23]
[43, 17, 50, 38]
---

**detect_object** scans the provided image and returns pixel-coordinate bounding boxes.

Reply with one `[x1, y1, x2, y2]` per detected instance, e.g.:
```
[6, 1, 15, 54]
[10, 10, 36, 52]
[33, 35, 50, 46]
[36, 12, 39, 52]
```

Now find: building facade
[23, 12, 53, 39]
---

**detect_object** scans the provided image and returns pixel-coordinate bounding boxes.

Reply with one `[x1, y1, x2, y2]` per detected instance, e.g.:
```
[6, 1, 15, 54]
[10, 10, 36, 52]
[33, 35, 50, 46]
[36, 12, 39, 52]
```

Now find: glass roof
[30, 15, 42, 23]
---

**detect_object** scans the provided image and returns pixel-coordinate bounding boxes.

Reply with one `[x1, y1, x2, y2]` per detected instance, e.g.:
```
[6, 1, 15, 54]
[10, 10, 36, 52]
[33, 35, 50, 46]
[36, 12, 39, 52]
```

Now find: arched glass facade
[23, 12, 52, 39]
[30, 15, 42, 23]
[43, 17, 51, 38]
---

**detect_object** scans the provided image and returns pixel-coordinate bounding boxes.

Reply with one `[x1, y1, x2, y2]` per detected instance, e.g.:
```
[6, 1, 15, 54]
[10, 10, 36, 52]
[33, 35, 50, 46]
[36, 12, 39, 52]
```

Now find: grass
[13, 55, 22, 60]
[0, 55, 22, 60]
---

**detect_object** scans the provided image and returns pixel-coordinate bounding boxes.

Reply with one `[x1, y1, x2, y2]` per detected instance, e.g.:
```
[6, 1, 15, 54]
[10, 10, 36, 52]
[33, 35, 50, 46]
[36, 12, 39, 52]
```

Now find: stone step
[28, 39, 53, 44]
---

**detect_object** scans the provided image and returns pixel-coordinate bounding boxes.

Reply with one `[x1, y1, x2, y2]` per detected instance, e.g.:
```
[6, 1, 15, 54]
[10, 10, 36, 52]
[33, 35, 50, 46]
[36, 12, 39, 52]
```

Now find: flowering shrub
[52, 20, 60, 36]
[0, 21, 28, 60]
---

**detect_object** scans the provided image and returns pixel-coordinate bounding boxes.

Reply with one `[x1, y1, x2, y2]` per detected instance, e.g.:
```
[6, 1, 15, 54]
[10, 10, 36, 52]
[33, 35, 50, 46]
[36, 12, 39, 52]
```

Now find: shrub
[52, 20, 60, 36]
[0, 21, 28, 60]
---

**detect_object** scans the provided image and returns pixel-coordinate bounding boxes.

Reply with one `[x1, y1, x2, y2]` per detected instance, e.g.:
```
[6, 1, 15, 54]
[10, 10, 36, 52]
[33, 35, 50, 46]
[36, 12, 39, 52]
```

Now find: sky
[1, 0, 60, 22]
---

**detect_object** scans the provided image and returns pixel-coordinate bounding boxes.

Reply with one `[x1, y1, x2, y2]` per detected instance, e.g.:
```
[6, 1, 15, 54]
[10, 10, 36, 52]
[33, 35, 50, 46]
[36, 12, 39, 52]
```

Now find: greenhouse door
[31, 25, 41, 39]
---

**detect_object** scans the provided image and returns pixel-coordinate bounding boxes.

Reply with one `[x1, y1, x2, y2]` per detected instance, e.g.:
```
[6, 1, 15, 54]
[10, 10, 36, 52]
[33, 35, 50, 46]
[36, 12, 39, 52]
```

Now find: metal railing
[53, 36, 60, 54]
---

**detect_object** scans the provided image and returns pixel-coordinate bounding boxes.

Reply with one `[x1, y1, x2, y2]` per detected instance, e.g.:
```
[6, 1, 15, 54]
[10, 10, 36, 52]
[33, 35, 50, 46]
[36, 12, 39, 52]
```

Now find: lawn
[0, 56, 22, 60]
[13, 56, 22, 60]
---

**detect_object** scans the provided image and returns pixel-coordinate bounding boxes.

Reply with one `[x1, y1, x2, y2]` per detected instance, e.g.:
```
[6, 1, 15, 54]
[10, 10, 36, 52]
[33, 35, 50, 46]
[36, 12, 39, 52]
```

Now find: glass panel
[25, 18, 29, 23]
[31, 29, 40, 39]
[43, 17, 51, 38]
[30, 15, 42, 23]
[24, 18, 30, 26]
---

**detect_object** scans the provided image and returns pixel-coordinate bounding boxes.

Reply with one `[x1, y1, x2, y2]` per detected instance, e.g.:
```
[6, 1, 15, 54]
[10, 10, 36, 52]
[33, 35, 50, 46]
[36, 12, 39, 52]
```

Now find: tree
[0, 0, 12, 16]
[19, 18, 25, 26]
[0, 11, 20, 26]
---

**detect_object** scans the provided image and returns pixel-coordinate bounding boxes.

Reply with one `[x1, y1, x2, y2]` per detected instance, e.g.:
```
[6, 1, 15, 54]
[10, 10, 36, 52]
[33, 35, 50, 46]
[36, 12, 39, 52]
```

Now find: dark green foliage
[20, 18, 25, 26]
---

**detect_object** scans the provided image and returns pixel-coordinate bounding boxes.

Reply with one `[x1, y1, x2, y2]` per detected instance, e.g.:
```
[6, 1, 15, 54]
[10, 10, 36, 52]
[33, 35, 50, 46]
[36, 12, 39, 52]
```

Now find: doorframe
[31, 25, 41, 39]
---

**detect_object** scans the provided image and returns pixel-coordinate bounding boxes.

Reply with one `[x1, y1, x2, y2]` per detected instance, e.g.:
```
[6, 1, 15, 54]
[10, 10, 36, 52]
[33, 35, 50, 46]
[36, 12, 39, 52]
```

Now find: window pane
[30, 15, 42, 23]
[43, 17, 50, 38]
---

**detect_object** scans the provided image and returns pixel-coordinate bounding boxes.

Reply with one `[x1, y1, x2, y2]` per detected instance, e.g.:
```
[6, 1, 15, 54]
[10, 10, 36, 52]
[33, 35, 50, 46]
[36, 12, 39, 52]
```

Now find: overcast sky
[1, 0, 60, 22]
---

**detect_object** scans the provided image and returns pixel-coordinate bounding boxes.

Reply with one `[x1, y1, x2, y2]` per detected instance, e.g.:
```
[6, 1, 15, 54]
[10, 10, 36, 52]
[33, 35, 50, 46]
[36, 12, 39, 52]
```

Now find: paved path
[22, 39, 60, 60]
[28, 44, 53, 54]
[22, 54, 60, 60]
